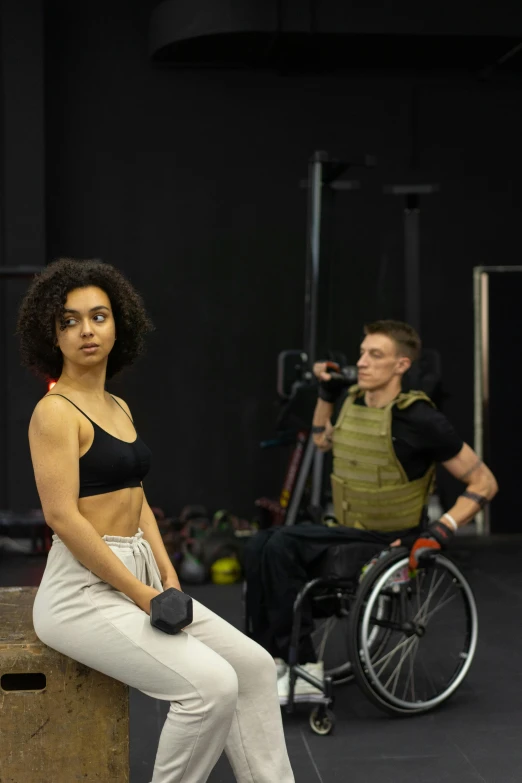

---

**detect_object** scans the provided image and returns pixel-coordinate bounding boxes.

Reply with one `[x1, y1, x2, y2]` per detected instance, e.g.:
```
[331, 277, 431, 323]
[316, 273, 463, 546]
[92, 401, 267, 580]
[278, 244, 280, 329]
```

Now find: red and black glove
[408, 521, 455, 571]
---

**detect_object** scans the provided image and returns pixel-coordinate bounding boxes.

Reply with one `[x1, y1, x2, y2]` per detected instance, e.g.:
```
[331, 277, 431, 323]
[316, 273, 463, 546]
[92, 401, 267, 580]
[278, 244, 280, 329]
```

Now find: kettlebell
[211, 555, 242, 585]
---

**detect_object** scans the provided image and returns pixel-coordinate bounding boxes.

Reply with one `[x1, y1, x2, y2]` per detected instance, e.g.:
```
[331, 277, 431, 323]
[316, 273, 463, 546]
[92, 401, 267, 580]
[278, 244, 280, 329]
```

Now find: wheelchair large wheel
[347, 548, 478, 716]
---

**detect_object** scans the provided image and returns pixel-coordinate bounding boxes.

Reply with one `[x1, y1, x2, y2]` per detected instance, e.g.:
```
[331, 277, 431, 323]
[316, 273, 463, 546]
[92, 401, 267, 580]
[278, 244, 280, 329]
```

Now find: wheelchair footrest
[284, 669, 334, 713]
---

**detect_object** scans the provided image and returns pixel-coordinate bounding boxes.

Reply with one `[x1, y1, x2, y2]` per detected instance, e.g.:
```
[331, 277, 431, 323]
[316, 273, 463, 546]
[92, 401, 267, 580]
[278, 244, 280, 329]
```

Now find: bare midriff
[78, 486, 144, 538]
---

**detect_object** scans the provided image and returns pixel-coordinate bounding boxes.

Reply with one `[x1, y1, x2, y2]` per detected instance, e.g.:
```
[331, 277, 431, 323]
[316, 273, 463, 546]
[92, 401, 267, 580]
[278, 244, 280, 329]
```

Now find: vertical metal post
[473, 267, 484, 535]
[302, 152, 360, 515]
[473, 265, 522, 536]
[473, 268, 490, 536]
[311, 449, 324, 507]
[304, 151, 326, 367]
[285, 436, 316, 526]
[385, 184, 438, 334]
[404, 193, 421, 333]
[303, 152, 326, 513]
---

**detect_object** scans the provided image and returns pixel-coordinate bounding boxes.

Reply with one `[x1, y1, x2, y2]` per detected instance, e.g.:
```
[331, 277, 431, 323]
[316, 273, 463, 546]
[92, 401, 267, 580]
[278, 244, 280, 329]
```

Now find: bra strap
[46, 394, 95, 424]
[110, 395, 134, 423]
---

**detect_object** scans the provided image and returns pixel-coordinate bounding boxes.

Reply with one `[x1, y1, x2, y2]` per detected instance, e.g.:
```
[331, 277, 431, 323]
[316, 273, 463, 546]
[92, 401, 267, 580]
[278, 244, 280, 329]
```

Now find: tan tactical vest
[330, 386, 435, 532]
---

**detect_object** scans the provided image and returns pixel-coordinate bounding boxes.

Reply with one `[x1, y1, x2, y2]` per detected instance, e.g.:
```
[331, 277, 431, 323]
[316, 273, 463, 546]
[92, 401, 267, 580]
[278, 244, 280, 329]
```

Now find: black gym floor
[1, 536, 520, 783]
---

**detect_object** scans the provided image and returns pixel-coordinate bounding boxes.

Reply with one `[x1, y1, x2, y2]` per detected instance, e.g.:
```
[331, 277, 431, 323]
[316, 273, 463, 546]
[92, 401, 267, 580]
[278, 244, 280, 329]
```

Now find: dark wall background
[2, 0, 522, 526]
[0, 0, 46, 513]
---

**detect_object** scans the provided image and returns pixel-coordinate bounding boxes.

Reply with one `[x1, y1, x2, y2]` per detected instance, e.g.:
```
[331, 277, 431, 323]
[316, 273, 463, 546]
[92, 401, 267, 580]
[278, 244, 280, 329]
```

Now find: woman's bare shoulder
[110, 394, 133, 419]
[30, 393, 79, 434]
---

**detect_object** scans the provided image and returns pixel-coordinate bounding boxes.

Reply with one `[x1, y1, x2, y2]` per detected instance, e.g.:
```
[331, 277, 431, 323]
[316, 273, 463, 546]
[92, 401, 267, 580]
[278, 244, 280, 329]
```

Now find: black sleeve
[407, 402, 464, 463]
[331, 389, 351, 426]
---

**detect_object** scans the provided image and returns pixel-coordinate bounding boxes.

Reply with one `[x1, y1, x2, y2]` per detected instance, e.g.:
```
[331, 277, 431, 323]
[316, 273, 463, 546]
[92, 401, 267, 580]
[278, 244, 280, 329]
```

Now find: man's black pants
[244, 522, 420, 663]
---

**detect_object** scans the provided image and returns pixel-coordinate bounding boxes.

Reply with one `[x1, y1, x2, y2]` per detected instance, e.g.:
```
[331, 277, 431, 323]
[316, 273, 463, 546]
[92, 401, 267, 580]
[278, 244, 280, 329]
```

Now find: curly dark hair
[17, 258, 154, 380]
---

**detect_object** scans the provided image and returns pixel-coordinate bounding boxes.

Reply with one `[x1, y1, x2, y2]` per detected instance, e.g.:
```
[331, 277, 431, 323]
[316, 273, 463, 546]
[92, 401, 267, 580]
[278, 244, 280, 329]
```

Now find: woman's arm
[29, 396, 159, 613]
[112, 395, 181, 591]
[139, 492, 181, 590]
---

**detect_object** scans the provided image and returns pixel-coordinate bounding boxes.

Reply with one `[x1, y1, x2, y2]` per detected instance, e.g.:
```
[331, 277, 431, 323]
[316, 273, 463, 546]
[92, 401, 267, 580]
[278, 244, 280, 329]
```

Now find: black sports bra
[48, 394, 152, 498]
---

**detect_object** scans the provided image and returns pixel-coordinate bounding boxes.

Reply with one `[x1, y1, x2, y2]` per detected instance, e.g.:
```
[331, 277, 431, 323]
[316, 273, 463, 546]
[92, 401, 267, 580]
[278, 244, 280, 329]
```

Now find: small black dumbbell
[150, 588, 193, 634]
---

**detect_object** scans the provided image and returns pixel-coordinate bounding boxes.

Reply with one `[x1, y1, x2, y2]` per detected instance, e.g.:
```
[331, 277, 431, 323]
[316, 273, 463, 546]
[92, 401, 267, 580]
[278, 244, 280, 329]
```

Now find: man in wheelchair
[245, 320, 498, 705]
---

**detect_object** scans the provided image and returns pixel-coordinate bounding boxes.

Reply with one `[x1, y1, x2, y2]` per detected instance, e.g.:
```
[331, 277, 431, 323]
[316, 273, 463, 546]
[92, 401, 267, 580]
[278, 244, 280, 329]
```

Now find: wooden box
[0, 587, 129, 782]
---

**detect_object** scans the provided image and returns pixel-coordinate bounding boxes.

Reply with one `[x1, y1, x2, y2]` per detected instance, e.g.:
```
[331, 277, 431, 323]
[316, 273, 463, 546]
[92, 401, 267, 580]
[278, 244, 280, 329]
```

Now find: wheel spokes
[358, 556, 477, 710]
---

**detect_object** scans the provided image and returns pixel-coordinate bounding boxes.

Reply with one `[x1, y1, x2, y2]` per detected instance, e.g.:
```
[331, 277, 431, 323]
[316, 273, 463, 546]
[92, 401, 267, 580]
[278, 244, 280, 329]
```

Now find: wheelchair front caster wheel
[309, 706, 336, 736]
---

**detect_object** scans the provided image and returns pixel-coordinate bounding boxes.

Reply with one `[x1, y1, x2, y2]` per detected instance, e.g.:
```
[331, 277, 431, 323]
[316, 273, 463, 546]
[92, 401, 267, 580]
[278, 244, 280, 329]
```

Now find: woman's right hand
[135, 584, 161, 615]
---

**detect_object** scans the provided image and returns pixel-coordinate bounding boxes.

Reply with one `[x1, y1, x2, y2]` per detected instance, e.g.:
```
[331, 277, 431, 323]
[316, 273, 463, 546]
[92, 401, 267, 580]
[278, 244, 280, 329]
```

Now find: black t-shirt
[349, 397, 464, 482]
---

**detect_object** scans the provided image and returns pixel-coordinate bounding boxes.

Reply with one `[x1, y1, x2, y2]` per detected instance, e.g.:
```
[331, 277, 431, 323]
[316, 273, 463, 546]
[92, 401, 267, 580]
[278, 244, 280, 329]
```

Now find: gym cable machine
[274, 151, 375, 526]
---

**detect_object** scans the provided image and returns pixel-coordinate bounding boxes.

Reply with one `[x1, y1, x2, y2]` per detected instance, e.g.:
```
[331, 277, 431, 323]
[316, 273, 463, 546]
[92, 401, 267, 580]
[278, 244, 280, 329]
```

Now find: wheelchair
[281, 543, 478, 735]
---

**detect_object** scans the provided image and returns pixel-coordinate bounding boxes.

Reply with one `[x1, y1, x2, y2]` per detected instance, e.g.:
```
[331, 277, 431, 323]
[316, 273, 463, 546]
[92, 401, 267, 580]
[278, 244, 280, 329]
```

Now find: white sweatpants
[33, 529, 294, 783]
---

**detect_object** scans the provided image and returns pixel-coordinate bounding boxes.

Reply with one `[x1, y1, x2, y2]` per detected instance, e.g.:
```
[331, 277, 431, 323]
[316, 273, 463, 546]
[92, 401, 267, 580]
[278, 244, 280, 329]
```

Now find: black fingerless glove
[426, 520, 455, 547]
[409, 520, 455, 571]
[318, 364, 349, 403]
